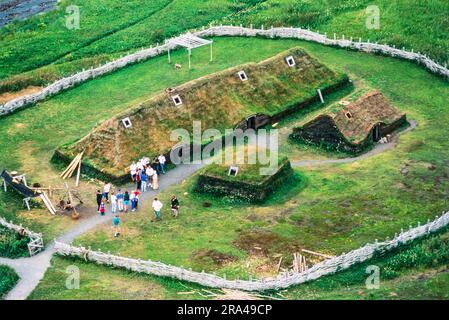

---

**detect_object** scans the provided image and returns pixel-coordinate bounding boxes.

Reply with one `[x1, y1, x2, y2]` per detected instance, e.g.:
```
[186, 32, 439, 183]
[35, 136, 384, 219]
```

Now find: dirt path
[0, 163, 204, 300]
[290, 121, 417, 168]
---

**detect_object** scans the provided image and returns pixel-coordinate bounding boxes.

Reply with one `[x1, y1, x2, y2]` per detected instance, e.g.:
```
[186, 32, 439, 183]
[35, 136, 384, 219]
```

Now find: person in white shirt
[152, 198, 163, 220]
[146, 166, 155, 188]
[110, 192, 117, 214]
[158, 154, 166, 174]
[130, 162, 137, 181]
[103, 183, 111, 203]
[137, 160, 144, 171]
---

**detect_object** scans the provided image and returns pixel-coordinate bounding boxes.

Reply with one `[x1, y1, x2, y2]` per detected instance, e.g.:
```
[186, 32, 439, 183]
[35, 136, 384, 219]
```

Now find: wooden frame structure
[167, 33, 213, 69]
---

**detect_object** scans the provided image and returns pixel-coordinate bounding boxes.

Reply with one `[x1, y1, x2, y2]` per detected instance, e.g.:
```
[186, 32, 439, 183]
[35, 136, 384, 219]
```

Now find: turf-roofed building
[54, 48, 349, 182]
[291, 91, 407, 153]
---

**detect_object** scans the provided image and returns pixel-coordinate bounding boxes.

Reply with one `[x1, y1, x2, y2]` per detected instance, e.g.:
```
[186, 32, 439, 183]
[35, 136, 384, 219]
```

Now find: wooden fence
[1, 25, 448, 118]
[55, 210, 449, 292]
[0, 217, 44, 256]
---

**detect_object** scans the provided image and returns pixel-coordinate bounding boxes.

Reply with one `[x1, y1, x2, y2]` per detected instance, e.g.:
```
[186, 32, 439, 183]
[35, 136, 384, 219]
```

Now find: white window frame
[238, 71, 248, 81]
[228, 166, 239, 177]
[286, 55, 296, 67]
[172, 95, 183, 106]
[122, 117, 132, 128]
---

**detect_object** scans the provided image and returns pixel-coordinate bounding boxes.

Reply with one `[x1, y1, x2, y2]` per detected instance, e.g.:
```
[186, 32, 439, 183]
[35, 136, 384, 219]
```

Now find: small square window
[286, 56, 296, 67]
[345, 112, 353, 120]
[228, 166, 239, 177]
[122, 117, 132, 128]
[172, 95, 183, 106]
[238, 71, 248, 81]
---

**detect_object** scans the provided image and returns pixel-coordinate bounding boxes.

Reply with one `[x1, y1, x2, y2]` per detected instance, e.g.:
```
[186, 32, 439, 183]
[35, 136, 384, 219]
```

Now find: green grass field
[65, 36, 449, 282]
[1, 36, 448, 279]
[29, 226, 449, 300]
[1, 1, 448, 298]
[1, 0, 448, 94]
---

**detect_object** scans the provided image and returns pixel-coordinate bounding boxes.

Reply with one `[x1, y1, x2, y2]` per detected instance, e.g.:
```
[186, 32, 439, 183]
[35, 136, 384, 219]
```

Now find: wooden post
[23, 198, 31, 211]
[75, 158, 82, 187]
[317, 89, 324, 103]
[188, 48, 191, 69]
[276, 256, 283, 273]
[210, 42, 213, 62]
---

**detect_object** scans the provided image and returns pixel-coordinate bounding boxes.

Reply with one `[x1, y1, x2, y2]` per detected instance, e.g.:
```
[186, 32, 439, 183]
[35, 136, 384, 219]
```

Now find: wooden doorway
[372, 125, 381, 142]
[246, 115, 257, 130]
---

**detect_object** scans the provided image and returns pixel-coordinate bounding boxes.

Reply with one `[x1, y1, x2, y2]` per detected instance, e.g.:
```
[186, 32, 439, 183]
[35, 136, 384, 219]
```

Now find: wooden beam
[60, 153, 82, 178]
[75, 155, 82, 187]
[40, 194, 56, 215]
[301, 249, 335, 259]
[276, 256, 283, 273]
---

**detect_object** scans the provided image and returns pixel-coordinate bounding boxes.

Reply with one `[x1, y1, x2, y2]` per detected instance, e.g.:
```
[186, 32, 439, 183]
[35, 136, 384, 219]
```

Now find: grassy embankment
[1, 0, 448, 95]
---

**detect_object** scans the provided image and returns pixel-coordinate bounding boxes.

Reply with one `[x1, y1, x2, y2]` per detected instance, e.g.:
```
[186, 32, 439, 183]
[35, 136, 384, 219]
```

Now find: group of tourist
[129, 154, 167, 192]
[94, 154, 179, 237]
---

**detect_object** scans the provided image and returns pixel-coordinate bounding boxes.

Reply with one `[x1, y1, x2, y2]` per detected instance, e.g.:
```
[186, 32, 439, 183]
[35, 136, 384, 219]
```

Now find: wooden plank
[301, 249, 335, 259]
[43, 192, 57, 213]
[60, 153, 82, 178]
[75, 155, 82, 187]
[63, 156, 81, 179]
[40, 194, 56, 215]
[302, 255, 307, 271]
[276, 256, 283, 273]
[62, 152, 83, 179]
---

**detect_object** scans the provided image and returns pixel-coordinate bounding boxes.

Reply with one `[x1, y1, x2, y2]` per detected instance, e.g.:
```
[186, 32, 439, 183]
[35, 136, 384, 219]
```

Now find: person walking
[152, 198, 163, 220]
[141, 170, 147, 192]
[153, 171, 159, 190]
[170, 195, 180, 218]
[133, 188, 140, 210]
[99, 200, 106, 216]
[96, 190, 102, 212]
[158, 153, 166, 174]
[117, 189, 124, 212]
[135, 169, 142, 191]
[111, 192, 117, 214]
[146, 165, 155, 189]
[123, 191, 130, 213]
[130, 162, 137, 181]
[113, 214, 120, 237]
[103, 182, 111, 203]
[131, 192, 137, 212]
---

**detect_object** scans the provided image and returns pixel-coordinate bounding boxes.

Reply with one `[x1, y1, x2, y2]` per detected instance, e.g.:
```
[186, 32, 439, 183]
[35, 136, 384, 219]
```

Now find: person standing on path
[152, 198, 163, 220]
[135, 169, 142, 191]
[100, 201, 106, 216]
[123, 191, 130, 213]
[158, 154, 167, 174]
[141, 170, 148, 192]
[117, 189, 124, 212]
[103, 182, 111, 203]
[111, 192, 117, 214]
[96, 190, 102, 212]
[146, 165, 155, 189]
[113, 214, 121, 237]
[152, 171, 159, 190]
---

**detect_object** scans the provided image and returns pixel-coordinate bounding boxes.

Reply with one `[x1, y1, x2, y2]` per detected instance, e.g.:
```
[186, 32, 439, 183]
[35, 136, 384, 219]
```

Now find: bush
[0, 225, 30, 258]
[0, 265, 19, 299]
